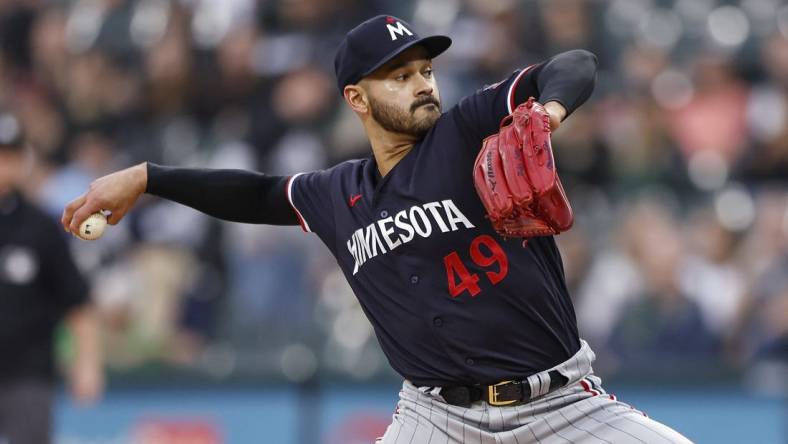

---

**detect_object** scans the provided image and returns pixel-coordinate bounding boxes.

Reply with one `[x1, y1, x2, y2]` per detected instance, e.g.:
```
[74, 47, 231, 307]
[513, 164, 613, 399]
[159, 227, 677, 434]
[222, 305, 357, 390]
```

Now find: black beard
[368, 95, 441, 138]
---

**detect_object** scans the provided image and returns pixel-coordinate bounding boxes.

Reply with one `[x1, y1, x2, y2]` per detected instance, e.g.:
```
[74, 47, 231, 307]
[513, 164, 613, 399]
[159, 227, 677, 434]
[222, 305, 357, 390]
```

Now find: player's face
[362, 46, 441, 137]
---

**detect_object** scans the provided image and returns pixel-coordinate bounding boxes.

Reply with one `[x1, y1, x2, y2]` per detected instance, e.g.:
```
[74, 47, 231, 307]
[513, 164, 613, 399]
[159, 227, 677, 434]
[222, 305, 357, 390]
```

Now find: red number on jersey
[470, 235, 509, 285]
[443, 235, 509, 298]
[444, 251, 482, 297]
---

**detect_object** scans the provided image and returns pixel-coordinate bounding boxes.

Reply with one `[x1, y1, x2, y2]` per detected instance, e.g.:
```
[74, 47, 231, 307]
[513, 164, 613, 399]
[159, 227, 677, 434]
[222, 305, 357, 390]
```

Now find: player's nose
[413, 76, 433, 97]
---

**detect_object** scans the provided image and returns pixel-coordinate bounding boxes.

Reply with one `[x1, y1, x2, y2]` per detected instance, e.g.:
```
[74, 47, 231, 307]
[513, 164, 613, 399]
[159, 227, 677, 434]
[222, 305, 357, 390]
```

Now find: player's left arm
[455, 49, 597, 140]
[512, 49, 598, 129]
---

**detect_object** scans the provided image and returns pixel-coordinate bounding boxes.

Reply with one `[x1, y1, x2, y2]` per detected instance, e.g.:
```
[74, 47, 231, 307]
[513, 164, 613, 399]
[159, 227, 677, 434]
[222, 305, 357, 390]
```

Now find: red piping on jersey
[286, 174, 310, 233]
[580, 378, 599, 396]
[507, 64, 537, 114]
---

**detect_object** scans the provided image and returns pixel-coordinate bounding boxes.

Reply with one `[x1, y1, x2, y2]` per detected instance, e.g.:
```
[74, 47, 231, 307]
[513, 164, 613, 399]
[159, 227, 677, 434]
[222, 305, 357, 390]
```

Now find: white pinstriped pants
[377, 340, 693, 444]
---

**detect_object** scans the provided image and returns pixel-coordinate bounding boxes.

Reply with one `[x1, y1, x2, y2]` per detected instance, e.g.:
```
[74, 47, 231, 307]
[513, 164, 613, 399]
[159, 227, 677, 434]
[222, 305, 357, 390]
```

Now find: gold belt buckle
[488, 380, 518, 406]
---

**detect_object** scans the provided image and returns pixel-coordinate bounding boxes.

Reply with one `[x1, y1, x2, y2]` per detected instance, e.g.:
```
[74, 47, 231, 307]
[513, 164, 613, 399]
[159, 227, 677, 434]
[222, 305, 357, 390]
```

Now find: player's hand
[69, 359, 104, 406]
[62, 162, 148, 234]
[544, 101, 566, 131]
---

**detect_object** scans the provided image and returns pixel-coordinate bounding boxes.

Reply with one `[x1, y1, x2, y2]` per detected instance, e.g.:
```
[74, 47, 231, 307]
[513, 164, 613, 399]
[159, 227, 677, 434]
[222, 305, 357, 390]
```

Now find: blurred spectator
[667, 55, 750, 171]
[680, 208, 746, 347]
[741, 32, 788, 181]
[605, 200, 718, 371]
[743, 254, 788, 362]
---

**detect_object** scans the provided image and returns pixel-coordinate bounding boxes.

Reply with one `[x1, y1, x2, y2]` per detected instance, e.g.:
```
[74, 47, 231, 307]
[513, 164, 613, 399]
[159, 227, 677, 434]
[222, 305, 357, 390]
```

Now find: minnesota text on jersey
[347, 199, 475, 274]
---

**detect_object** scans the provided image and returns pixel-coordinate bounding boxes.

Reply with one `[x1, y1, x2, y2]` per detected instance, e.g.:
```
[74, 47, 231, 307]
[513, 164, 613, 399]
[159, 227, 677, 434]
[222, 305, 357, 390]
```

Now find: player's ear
[344, 84, 369, 114]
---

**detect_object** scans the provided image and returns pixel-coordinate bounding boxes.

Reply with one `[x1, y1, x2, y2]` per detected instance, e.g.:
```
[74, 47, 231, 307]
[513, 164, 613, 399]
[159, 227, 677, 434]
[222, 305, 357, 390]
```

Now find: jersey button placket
[410, 275, 419, 284]
[380, 210, 389, 218]
[432, 317, 443, 327]
[465, 358, 475, 366]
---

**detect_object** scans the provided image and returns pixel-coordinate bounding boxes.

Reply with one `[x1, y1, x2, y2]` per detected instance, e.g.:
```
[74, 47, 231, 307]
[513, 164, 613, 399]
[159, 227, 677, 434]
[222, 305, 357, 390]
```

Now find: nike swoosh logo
[349, 194, 362, 207]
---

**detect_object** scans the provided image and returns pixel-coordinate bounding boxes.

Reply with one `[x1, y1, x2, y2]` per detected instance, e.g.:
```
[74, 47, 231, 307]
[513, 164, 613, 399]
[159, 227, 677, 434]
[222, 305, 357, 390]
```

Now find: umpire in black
[0, 112, 103, 444]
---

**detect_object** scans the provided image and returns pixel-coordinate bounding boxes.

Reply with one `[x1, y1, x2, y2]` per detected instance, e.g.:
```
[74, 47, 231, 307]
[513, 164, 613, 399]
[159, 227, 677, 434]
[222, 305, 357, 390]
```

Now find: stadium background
[1, 0, 787, 442]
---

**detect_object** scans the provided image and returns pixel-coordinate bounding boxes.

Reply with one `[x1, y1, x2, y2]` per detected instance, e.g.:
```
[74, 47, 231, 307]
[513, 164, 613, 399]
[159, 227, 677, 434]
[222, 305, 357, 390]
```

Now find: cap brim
[361, 35, 452, 79]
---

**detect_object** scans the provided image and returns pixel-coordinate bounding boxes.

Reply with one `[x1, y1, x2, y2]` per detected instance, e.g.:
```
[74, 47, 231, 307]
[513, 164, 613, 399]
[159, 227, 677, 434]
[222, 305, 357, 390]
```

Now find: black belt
[439, 370, 568, 407]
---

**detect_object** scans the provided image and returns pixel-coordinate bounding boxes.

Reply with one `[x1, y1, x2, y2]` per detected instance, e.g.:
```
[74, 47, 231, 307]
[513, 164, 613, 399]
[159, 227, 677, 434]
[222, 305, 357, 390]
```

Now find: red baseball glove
[473, 98, 573, 240]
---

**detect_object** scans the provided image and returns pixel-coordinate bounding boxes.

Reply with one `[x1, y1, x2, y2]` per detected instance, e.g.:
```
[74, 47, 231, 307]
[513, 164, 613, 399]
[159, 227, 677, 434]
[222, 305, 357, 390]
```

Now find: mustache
[411, 96, 440, 112]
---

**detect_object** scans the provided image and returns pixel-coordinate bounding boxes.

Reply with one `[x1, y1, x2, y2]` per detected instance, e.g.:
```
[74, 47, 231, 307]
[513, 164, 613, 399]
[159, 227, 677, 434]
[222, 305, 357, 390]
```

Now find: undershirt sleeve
[145, 163, 298, 225]
[512, 49, 598, 118]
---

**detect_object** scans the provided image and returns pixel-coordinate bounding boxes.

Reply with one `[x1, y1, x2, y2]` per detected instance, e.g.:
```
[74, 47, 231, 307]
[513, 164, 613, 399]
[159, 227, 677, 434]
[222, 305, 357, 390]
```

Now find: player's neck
[367, 128, 417, 178]
[371, 142, 412, 177]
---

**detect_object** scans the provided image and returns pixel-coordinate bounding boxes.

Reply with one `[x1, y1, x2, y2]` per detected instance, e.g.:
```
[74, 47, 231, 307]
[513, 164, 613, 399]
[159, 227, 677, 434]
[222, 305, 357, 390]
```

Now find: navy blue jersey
[288, 67, 580, 386]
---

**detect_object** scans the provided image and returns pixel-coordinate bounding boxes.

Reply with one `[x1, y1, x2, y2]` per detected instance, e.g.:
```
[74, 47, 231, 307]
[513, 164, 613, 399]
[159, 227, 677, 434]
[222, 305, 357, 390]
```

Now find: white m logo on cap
[386, 22, 413, 41]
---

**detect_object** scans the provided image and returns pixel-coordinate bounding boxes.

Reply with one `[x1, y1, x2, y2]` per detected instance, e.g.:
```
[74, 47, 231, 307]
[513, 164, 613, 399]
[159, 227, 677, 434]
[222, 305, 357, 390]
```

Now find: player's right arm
[61, 162, 299, 234]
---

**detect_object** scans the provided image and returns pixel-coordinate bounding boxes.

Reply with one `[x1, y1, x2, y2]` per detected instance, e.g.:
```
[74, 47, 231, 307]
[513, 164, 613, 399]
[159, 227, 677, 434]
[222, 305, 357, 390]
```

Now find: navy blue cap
[334, 15, 452, 94]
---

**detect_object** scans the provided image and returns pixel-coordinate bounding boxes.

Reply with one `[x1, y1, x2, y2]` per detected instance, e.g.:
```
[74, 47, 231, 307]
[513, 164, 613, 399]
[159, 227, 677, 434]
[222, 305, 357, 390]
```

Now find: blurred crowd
[1, 0, 787, 388]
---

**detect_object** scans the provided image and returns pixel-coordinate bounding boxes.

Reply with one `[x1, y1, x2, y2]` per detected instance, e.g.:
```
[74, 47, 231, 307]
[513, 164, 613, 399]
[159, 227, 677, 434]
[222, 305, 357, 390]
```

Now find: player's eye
[423, 68, 433, 78]
[395, 73, 408, 81]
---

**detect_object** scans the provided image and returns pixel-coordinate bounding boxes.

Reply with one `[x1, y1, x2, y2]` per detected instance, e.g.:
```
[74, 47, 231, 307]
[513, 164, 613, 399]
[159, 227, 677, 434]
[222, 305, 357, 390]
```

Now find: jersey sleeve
[286, 169, 336, 236]
[453, 65, 539, 143]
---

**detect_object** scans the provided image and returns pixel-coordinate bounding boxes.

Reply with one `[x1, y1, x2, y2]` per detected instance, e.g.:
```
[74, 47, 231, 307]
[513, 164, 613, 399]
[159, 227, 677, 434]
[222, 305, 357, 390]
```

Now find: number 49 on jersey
[444, 234, 509, 298]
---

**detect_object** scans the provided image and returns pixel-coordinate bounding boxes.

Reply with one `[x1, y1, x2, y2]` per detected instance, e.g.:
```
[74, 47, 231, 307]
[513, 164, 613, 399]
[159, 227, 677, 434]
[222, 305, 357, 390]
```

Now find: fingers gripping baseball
[61, 194, 86, 231]
[61, 163, 147, 236]
[64, 191, 111, 236]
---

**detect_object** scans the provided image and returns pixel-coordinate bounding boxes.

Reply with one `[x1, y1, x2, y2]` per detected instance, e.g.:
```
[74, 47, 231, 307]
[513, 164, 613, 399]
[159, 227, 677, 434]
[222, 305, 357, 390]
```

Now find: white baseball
[78, 212, 107, 241]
